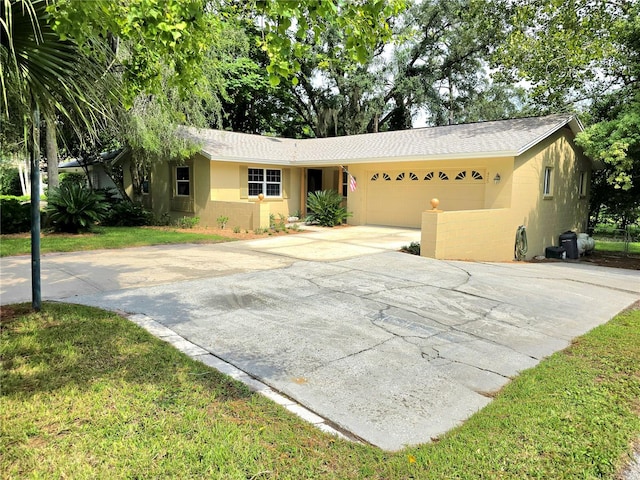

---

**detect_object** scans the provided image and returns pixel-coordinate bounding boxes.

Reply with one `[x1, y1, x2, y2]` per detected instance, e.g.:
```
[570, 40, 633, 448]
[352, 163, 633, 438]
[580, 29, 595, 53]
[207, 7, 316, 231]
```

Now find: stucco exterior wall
[510, 128, 591, 258]
[210, 160, 303, 223]
[138, 155, 304, 229]
[346, 159, 512, 228]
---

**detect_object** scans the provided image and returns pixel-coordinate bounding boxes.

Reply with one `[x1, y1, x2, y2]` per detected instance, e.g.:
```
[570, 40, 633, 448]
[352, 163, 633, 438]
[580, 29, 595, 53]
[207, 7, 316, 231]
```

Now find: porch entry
[307, 168, 323, 193]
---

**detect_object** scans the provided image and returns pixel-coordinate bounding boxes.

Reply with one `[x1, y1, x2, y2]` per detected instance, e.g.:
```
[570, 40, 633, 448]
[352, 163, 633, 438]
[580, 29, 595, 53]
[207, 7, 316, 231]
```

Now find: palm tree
[1, 0, 119, 310]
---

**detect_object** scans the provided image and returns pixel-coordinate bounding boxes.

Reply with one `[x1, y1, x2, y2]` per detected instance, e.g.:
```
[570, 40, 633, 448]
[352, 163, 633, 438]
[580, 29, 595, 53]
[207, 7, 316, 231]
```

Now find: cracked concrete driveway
[2, 226, 639, 450]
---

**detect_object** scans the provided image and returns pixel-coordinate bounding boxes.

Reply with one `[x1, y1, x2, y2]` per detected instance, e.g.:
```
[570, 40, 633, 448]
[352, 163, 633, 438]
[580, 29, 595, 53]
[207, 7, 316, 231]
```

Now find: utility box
[545, 246, 566, 259]
[559, 231, 579, 259]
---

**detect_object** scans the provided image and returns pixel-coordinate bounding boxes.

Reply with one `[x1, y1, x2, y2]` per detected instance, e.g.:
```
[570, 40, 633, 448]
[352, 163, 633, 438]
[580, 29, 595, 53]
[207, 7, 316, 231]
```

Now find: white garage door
[365, 168, 487, 228]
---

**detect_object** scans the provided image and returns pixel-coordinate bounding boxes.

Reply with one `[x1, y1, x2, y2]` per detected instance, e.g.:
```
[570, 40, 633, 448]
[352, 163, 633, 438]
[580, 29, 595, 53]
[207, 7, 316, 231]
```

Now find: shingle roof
[182, 114, 583, 166]
[181, 128, 297, 165]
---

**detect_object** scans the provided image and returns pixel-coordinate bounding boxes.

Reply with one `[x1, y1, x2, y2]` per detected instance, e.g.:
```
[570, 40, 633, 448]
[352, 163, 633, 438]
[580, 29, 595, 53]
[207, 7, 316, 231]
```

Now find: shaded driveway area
[2, 226, 639, 450]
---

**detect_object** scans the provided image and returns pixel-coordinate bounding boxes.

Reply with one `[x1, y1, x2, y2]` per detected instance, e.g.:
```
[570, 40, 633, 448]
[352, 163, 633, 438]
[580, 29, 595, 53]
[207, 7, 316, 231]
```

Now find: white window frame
[175, 165, 191, 197]
[248, 167, 281, 198]
[543, 167, 553, 197]
[579, 171, 587, 197]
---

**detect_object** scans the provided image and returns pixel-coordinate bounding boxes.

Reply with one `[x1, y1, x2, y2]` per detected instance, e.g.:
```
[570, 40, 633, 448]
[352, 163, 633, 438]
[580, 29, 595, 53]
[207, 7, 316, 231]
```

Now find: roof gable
[183, 114, 585, 166]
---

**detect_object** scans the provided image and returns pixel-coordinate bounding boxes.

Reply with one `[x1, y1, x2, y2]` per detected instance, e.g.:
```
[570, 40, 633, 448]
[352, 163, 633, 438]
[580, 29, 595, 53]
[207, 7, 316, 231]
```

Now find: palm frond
[1, 0, 121, 139]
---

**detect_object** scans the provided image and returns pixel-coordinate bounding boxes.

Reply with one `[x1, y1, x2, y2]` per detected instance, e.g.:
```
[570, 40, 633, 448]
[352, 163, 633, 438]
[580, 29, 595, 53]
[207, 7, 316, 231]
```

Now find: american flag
[349, 173, 357, 192]
[341, 165, 357, 192]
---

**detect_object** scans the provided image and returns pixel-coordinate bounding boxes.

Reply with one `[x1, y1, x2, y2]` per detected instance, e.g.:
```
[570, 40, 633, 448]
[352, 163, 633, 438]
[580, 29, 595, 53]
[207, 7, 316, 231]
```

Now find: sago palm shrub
[46, 184, 108, 233]
[305, 190, 351, 227]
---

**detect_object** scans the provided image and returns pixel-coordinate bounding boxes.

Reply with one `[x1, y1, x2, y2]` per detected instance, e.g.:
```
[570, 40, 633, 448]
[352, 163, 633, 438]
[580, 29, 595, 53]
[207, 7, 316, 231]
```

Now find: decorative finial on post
[430, 198, 440, 210]
[258, 193, 264, 201]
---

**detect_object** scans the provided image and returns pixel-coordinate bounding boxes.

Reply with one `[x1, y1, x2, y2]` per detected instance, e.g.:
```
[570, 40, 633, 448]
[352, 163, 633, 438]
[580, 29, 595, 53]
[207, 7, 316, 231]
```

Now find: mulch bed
[579, 251, 640, 270]
[532, 251, 640, 270]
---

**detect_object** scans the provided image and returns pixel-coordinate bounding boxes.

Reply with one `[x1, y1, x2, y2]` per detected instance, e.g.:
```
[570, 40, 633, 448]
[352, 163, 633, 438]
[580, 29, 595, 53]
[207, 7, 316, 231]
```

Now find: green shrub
[216, 215, 229, 229]
[95, 188, 121, 206]
[46, 184, 108, 233]
[401, 241, 421, 255]
[593, 223, 640, 237]
[176, 216, 200, 229]
[0, 166, 23, 196]
[0, 197, 31, 234]
[59, 172, 87, 188]
[152, 212, 172, 226]
[102, 201, 153, 227]
[232, 226, 241, 233]
[305, 190, 351, 227]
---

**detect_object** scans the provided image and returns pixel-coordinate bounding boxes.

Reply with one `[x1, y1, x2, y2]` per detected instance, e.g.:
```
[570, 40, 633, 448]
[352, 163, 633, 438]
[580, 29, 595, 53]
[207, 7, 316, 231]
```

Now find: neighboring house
[58, 150, 122, 194]
[125, 114, 598, 261]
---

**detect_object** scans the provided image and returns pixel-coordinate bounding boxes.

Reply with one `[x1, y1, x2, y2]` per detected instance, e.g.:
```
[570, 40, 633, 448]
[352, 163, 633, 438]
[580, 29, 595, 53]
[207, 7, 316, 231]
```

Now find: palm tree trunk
[46, 115, 59, 189]
[30, 103, 42, 311]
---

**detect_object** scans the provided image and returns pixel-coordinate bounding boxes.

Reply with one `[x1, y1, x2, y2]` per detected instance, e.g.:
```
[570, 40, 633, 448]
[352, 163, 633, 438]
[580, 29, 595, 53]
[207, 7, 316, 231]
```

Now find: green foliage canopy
[47, 0, 211, 107]
[258, 0, 406, 86]
[496, 0, 640, 194]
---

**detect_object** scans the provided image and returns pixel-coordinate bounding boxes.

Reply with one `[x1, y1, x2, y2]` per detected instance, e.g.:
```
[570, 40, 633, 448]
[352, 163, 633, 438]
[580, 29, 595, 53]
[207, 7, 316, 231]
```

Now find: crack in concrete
[448, 261, 639, 296]
[368, 292, 543, 363]
[428, 346, 512, 380]
[283, 262, 551, 371]
[563, 277, 639, 295]
[362, 288, 542, 361]
[328, 337, 397, 364]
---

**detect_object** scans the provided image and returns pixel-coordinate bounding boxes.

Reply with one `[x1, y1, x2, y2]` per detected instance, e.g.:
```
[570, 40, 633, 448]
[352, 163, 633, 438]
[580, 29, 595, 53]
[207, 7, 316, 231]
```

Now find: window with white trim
[579, 171, 587, 197]
[248, 168, 281, 197]
[543, 167, 553, 196]
[175, 166, 190, 196]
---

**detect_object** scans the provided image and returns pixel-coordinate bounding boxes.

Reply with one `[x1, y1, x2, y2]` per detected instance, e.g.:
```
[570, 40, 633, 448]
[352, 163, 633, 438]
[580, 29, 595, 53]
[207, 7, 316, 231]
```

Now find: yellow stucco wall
[421, 209, 514, 261]
[209, 160, 303, 222]
[347, 159, 512, 228]
[510, 128, 591, 258]
[143, 155, 304, 229]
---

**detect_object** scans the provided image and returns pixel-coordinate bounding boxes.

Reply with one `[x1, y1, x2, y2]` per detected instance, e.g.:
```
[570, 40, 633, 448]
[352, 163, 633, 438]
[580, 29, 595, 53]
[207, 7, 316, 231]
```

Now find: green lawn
[595, 238, 640, 255]
[2, 302, 639, 479]
[0, 227, 234, 257]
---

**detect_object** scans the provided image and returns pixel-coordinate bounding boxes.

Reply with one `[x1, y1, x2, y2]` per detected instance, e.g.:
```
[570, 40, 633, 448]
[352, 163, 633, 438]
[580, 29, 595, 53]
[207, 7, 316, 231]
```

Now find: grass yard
[0, 226, 235, 257]
[2, 303, 639, 478]
[595, 239, 640, 255]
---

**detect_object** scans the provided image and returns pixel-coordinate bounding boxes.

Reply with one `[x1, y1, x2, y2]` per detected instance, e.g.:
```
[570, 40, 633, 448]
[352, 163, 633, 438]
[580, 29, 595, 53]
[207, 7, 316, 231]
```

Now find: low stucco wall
[197, 200, 270, 230]
[421, 208, 515, 262]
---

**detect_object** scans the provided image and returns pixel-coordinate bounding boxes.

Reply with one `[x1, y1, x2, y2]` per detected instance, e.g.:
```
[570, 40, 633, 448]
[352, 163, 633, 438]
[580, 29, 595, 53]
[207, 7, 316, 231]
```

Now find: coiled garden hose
[514, 225, 528, 261]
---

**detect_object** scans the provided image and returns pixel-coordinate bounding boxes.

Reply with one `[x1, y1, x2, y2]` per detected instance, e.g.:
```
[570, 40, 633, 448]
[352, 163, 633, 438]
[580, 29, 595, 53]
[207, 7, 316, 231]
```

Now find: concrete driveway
[2, 226, 639, 450]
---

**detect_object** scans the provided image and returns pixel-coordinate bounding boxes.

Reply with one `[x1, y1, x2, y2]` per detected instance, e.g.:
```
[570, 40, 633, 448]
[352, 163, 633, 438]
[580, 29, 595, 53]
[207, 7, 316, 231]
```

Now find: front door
[307, 168, 323, 194]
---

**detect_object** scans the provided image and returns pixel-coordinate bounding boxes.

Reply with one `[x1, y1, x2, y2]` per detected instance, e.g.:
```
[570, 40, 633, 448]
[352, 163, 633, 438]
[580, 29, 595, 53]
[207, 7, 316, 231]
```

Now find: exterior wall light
[493, 173, 501, 184]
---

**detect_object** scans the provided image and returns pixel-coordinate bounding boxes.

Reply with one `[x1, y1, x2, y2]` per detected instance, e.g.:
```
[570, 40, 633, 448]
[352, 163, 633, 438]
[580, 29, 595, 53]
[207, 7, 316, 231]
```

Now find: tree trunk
[103, 161, 130, 202]
[45, 116, 59, 189]
[30, 104, 42, 312]
[130, 162, 143, 204]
